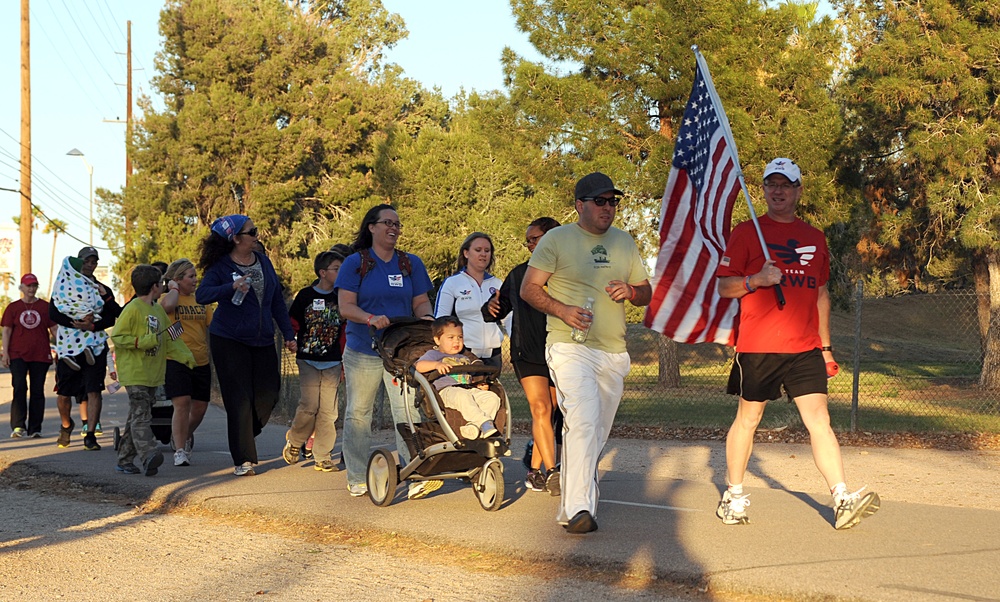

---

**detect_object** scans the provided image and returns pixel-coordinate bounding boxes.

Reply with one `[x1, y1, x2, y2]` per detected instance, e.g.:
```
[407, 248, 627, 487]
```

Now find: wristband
[628, 284, 636, 301]
[821, 345, 833, 352]
[743, 276, 756, 293]
[366, 314, 375, 327]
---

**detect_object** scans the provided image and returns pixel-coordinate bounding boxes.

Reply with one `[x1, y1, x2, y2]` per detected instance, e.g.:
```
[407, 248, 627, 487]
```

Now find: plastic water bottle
[232, 272, 248, 306]
[571, 297, 595, 343]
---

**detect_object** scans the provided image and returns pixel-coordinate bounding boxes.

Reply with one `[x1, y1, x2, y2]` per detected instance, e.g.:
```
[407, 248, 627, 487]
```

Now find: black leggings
[210, 334, 281, 465]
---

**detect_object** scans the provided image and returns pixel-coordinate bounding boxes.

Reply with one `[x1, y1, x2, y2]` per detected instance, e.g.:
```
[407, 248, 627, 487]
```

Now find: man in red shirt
[714, 158, 879, 530]
[1, 274, 56, 438]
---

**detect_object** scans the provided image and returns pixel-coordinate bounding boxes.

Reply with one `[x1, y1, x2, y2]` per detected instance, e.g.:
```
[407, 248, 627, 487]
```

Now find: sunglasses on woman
[238, 227, 259, 237]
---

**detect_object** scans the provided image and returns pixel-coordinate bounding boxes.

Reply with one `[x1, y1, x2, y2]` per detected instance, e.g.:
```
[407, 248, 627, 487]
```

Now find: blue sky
[0, 0, 832, 295]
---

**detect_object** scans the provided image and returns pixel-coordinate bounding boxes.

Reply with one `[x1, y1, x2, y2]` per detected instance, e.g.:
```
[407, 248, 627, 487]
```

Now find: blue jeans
[342, 347, 414, 485]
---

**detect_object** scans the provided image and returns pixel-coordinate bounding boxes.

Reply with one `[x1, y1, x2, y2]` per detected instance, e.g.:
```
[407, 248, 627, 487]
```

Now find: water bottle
[231, 272, 248, 306]
[571, 297, 595, 343]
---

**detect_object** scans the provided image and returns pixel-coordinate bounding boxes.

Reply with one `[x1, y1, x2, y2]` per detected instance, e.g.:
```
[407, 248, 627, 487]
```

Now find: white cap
[763, 158, 801, 184]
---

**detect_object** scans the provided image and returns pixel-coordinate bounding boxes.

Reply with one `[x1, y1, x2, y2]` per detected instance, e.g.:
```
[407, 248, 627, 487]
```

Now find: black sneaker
[564, 510, 598, 534]
[545, 467, 561, 497]
[83, 433, 101, 451]
[61, 356, 81, 371]
[143, 451, 164, 476]
[83, 347, 96, 365]
[525, 469, 546, 492]
[57, 418, 75, 448]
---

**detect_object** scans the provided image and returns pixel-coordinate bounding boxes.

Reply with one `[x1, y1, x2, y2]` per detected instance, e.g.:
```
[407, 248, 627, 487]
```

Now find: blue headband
[210, 214, 250, 241]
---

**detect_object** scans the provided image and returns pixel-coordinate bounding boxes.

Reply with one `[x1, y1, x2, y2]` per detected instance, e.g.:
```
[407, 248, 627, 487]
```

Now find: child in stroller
[364, 317, 511, 511]
[415, 317, 501, 440]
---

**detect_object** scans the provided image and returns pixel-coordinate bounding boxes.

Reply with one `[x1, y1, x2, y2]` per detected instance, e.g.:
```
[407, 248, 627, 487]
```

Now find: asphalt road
[1, 371, 999, 601]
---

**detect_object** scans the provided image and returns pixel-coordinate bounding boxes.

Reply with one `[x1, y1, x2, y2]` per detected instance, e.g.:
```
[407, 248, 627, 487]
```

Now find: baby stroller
[365, 318, 512, 511]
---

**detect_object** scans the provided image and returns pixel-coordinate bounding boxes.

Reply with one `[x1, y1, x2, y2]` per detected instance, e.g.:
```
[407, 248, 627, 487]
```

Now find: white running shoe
[348, 483, 368, 497]
[173, 449, 190, 467]
[408, 480, 444, 500]
[234, 462, 255, 476]
[716, 490, 750, 525]
[834, 487, 881, 530]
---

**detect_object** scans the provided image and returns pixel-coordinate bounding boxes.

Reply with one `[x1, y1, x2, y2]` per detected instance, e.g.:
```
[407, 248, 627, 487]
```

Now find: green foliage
[836, 0, 1000, 289]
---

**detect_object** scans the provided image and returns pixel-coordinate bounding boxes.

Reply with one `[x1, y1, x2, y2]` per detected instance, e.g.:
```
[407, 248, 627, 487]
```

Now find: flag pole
[692, 46, 785, 307]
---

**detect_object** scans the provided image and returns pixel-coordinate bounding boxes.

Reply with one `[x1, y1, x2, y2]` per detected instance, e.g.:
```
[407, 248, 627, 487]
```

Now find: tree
[506, 0, 845, 383]
[115, 0, 429, 290]
[836, 0, 1000, 386]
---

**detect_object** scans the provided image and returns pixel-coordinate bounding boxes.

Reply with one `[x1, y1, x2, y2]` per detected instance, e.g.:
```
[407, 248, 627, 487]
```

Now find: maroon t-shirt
[1, 299, 53, 363]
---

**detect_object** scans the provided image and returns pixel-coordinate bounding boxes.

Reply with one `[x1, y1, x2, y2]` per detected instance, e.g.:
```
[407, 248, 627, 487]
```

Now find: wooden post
[19, 0, 32, 278]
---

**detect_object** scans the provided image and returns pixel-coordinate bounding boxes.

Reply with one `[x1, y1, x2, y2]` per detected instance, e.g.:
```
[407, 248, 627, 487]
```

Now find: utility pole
[19, 0, 32, 277]
[126, 20, 132, 189]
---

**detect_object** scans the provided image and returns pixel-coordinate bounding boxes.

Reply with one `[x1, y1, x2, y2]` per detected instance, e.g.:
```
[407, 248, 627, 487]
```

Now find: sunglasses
[238, 227, 259, 237]
[580, 197, 621, 207]
[375, 219, 403, 229]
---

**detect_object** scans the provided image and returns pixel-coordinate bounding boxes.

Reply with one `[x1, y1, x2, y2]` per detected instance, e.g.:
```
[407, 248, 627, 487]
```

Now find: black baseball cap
[574, 172, 623, 200]
[78, 246, 99, 260]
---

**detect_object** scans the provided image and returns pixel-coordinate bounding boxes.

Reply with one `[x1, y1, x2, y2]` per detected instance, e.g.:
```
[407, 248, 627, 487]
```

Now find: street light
[66, 148, 94, 245]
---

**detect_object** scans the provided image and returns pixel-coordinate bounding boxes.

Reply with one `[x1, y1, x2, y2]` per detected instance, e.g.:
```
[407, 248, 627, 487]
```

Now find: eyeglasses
[376, 220, 403, 229]
[763, 182, 800, 191]
[523, 234, 542, 248]
[580, 197, 621, 207]
[238, 227, 259, 237]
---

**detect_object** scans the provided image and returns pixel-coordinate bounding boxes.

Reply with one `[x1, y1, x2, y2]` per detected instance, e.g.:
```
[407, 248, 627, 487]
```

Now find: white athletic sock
[831, 482, 848, 504]
[728, 483, 744, 496]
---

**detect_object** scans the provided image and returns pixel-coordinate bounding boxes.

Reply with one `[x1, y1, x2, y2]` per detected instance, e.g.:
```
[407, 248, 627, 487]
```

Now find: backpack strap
[358, 248, 412, 280]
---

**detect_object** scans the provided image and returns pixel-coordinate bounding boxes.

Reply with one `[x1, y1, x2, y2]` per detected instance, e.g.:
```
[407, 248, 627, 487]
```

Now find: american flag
[166, 321, 184, 341]
[643, 59, 740, 346]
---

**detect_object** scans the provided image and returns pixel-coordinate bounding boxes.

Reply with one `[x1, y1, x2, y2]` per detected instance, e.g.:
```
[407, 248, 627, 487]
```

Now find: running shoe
[314, 459, 339, 472]
[62, 356, 81, 371]
[10, 428, 25, 438]
[716, 490, 751, 525]
[347, 483, 368, 497]
[545, 467, 561, 497]
[83, 347, 96, 365]
[408, 480, 444, 500]
[525, 469, 546, 492]
[80, 421, 88, 437]
[94, 422, 103, 436]
[174, 449, 190, 467]
[282, 437, 300, 465]
[57, 419, 75, 448]
[234, 462, 255, 476]
[83, 433, 101, 451]
[834, 487, 881, 530]
[480, 420, 498, 439]
[143, 451, 164, 476]
[115, 463, 140, 475]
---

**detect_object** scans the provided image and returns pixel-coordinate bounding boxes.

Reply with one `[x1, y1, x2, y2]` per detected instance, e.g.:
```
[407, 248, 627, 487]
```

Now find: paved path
[1, 371, 999, 601]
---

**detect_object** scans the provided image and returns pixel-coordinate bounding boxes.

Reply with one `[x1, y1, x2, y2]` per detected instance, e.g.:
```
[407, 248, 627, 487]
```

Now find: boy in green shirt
[111, 265, 195, 476]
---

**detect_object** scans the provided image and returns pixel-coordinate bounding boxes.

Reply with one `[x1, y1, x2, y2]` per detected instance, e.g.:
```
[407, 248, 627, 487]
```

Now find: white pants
[439, 386, 501, 426]
[546, 342, 630, 524]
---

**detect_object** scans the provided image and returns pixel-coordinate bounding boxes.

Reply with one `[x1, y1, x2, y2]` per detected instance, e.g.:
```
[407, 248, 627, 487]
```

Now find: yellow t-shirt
[170, 294, 214, 366]
[528, 223, 648, 354]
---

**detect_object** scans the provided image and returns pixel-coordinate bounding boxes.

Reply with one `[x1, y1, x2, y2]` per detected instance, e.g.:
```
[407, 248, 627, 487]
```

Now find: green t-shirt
[528, 223, 648, 354]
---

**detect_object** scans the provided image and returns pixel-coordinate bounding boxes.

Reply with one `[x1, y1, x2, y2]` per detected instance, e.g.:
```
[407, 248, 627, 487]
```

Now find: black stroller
[365, 318, 512, 511]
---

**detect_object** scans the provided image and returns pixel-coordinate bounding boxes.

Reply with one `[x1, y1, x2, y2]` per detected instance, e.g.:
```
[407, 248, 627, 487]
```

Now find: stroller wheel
[475, 460, 504, 512]
[366, 448, 398, 507]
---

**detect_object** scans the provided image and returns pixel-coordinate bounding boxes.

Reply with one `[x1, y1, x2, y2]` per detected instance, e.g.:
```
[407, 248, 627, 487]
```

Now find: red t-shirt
[717, 214, 829, 353]
[1, 298, 53, 363]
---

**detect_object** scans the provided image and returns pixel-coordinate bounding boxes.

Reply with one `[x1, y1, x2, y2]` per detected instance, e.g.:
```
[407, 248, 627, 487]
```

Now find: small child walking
[111, 265, 195, 476]
[415, 316, 501, 440]
[282, 249, 347, 472]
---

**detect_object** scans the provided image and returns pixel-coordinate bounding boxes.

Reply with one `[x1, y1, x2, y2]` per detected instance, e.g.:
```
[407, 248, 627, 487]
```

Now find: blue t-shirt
[335, 250, 433, 356]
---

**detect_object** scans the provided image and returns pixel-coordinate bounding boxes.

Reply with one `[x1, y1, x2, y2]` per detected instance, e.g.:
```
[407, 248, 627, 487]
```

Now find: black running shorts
[164, 361, 213, 402]
[513, 359, 554, 384]
[727, 349, 827, 402]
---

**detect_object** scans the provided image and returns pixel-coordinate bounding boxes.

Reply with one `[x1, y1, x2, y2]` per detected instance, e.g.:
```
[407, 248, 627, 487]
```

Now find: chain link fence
[272, 285, 1000, 434]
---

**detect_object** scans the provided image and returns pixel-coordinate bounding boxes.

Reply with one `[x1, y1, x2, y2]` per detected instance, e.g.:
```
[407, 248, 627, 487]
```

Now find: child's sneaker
[94, 422, 103, 436]
[716, 490, 751, 525]
[525, 469, 546, 492]
[302, 435, 315, 460]
[459, 423, 481, 439]
[61, 356, 81, 371]
[834, 487, 881, 530]
[314, 459, 339, 472]
[480, 420, 498, 438]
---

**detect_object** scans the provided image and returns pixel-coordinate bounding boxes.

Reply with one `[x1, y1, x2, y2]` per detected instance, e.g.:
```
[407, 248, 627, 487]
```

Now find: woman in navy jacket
[196, 214, 296, 476]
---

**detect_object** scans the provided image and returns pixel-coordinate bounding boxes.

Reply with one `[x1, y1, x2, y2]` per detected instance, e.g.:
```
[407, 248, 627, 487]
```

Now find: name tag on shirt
[388, 275, 403, 288]
[312, 299, 326, 311]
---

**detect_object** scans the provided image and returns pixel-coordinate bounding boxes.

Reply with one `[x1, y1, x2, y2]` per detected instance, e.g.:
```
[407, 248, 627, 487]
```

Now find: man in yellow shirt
[521, 172, 652, 534]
